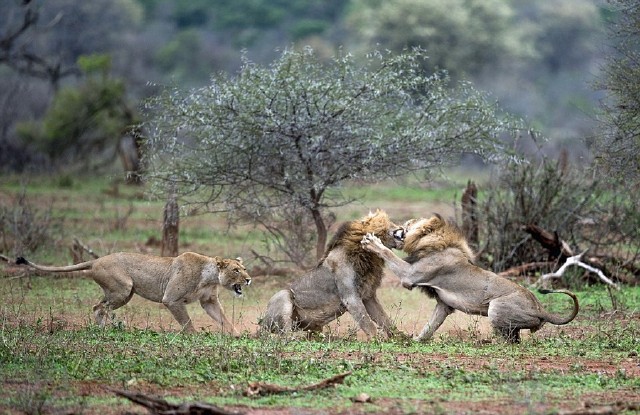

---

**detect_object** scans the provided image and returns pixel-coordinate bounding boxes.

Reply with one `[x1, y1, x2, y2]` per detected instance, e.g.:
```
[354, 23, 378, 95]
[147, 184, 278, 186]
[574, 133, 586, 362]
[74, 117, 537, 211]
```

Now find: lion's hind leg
[494, 325, 521, 343]
[93, 286, 134, 328]
[488, 296, 541, 343]
[260, 289, 295, 334]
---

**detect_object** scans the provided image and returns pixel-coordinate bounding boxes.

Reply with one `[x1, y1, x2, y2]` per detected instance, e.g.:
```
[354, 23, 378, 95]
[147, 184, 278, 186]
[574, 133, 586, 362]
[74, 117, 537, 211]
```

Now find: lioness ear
[236, 257, 243, 264]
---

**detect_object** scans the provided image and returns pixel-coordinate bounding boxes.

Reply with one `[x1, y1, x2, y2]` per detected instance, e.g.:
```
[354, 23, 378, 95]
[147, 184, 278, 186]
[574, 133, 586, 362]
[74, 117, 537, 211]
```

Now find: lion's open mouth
[393, 228, 406, 249]
[233, 284, 243, 296]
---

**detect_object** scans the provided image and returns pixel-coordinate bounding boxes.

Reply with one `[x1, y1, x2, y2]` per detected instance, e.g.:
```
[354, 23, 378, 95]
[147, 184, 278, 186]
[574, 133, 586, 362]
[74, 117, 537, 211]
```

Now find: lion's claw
[361, 232, 383, 249]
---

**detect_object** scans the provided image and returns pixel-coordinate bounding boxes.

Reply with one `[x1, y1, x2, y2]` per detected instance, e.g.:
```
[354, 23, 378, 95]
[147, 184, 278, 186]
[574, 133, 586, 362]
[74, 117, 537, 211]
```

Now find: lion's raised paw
[360, 232, 383, 249]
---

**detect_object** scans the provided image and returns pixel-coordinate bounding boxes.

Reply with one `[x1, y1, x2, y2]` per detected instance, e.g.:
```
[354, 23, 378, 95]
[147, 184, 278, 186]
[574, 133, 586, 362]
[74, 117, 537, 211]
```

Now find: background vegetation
[0, 0, 621, 173]
[1, 1, 639, 413]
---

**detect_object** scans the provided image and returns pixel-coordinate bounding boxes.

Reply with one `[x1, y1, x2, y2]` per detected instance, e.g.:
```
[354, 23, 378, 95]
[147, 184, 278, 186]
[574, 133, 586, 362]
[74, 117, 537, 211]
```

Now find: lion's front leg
[343, 295, 378, 339]
[360, 233, 391, 257]
[336, 274, 378, 339]
[163, 302, 197, 333]
[364, 296, 407, 339]
[415, 297, 454, 342]
[200, 296, 239, 336]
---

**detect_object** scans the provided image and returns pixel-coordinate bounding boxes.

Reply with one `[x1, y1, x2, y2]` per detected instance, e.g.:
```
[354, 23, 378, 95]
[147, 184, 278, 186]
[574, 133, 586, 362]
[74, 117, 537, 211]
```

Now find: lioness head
[218, 257, 251, 297]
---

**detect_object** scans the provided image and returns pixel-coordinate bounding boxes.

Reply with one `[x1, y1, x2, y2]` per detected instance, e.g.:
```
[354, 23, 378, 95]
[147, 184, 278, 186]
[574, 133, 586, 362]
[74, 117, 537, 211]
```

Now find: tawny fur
[15, 252, 251, 335]
[260, 210, 405, 339]
[361, 215, 579, 343]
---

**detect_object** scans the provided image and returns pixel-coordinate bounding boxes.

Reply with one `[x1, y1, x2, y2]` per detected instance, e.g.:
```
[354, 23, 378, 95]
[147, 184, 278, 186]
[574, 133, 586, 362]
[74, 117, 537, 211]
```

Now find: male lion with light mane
[260, 210, 406, 339]
[15, 252, 251, 335]
[361, 214, 579, 343]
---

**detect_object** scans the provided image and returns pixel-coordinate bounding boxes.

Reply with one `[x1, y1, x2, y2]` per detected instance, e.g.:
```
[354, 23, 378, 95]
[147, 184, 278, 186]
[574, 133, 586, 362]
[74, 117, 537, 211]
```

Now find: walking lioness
[361, 215, 579, 343]
[15, 252, 251, 335]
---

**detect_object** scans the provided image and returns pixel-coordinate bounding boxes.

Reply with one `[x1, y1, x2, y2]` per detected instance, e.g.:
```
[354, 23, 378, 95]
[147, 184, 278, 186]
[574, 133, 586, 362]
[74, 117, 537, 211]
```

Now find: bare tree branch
[538, 251, 620, 289]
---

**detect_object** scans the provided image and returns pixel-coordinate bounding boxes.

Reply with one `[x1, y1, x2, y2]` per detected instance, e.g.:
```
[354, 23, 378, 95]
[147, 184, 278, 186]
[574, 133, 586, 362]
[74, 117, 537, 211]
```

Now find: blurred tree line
[0, 0, 618, 175]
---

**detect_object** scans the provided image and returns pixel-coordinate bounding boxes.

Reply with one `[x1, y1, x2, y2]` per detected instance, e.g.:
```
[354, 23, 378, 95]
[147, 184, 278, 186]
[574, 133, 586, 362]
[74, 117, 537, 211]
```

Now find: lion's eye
[393, 229, 405, 240]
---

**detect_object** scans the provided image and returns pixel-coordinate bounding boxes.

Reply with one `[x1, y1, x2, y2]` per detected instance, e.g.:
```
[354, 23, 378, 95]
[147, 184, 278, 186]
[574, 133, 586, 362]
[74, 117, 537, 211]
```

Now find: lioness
[15, 252, 251, 335]
[361, 215, 579, 343]
[260, 210, 405, 339]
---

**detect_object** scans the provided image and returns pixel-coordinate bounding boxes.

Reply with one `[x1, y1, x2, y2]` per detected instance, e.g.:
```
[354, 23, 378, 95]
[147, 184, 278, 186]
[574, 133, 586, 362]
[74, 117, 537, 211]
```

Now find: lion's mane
[404, 214, 475, 262]
[321, 210, 391, 283]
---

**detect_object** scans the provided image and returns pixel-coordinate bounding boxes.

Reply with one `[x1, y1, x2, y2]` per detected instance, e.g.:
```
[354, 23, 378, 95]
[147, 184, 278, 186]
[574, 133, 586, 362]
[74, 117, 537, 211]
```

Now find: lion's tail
[539, 289, 579, 325]
[15, 256, 95, 273]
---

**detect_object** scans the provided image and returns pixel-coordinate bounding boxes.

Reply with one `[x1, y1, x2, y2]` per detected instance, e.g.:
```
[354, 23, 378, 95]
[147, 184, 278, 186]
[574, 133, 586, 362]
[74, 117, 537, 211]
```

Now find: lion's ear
[236, 257, 243, 264]
[423, 215, 444, 232]
[216, 258, 228, 268]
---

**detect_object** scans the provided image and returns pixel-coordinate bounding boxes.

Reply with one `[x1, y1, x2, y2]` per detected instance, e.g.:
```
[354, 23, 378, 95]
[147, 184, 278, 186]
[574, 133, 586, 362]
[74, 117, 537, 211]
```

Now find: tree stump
[461, 180, 478, 248]
[161, 188, 179, 257]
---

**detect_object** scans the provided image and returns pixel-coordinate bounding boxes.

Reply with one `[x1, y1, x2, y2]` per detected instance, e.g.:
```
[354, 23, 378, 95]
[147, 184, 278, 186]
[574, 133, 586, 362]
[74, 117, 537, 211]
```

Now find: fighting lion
[14, 252, 251, 335]
[259, 210, 405, 339]
[361, 214, 579, 343]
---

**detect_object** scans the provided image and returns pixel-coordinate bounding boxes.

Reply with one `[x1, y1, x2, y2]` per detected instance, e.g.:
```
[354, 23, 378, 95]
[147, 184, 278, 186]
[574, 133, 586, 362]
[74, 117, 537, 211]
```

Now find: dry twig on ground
[244, 371, 352, 396]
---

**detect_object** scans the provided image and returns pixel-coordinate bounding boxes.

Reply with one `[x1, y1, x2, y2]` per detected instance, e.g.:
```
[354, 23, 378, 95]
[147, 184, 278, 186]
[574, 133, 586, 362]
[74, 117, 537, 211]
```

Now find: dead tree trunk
[523, 224, 573, 260]
[161, 185, 179, 257]
[461, 180, 478, 248]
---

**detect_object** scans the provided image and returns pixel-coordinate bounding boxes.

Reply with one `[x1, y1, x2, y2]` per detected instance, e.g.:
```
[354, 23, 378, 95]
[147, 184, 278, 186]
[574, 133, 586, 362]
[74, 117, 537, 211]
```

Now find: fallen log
[110, 389, 242, 415]
[69, 237, 100, 263]
[523, 224, 573, 259]
[498, 261, 554, 278]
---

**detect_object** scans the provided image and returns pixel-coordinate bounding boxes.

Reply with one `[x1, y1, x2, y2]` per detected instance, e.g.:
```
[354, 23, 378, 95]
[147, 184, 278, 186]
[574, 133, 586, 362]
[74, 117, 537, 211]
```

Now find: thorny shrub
[0, 188, 63, 256]
[476, 155, 639, 284]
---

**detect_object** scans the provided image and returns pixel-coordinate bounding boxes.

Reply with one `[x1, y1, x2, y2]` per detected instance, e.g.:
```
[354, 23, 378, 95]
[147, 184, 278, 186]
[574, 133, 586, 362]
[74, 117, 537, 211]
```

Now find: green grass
[1, 311, 638, 412]
[1, 280, 638, 414]
[1, 172, 639, 414]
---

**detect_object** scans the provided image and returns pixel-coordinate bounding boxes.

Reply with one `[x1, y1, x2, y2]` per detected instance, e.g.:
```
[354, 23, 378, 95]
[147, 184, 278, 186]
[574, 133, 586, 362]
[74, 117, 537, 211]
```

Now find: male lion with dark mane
[259, 210, 405, 339]
[14, 252, 251, 335]
[361, 214, 579, 343]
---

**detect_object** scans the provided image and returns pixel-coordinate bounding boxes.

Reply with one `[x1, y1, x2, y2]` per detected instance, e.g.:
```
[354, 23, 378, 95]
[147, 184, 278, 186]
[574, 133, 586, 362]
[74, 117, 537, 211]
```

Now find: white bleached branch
[539, 250, 620, 290]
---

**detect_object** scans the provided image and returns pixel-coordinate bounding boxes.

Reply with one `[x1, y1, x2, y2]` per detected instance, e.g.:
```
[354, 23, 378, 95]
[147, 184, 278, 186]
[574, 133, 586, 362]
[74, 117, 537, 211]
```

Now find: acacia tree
[143, 47, 516, 266]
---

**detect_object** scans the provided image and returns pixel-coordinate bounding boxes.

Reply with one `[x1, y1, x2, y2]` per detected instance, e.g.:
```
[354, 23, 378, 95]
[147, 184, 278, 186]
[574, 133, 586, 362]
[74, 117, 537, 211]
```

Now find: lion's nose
[245, 278, 252, 285]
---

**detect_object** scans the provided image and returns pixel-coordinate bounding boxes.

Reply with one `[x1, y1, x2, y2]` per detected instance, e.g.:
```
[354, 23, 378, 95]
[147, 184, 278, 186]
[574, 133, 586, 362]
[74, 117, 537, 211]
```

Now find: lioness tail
[16, 256, 95, 272]
[538, 288, 579, 325]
